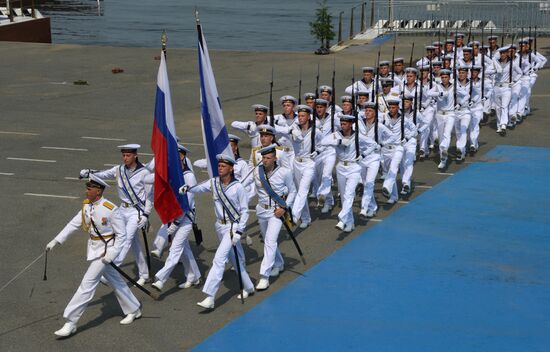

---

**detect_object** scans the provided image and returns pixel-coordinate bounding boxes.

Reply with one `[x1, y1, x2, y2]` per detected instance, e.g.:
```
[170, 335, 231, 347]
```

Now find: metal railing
[336, 0, 550, 43]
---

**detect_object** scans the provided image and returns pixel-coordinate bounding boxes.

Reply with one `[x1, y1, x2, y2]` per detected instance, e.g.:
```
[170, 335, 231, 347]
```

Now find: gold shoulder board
[102, 201, 114, 210]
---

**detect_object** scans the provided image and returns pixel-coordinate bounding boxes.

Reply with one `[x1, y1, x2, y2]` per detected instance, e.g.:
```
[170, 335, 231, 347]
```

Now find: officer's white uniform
[153, 169, 201, 288]
[251, 155, 297, 282]
[51, 196, 140, 326]
[92, 157, 153, 282]
[188, 175, 254, 302]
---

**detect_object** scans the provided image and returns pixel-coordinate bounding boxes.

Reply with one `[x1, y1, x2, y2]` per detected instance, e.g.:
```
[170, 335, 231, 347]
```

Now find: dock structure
[331, 0, 550, 52]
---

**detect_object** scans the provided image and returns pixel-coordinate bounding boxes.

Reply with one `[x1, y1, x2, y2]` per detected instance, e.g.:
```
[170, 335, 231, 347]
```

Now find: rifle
[269, 68, 274, 127]
[481, 26, 485, 101]
[352, 65, 359, 158]
[331, 59, 336, 132]
[453, 28, 458, 108]
[374, 49, 380, 143]
[528, 26, 532, 65]
[311, 63, 320, 153]
[419, 59, 424, 114]
[138, 212, 151, 273]
[534, 26, 538, 55]
[391, 34, 396, 80]
[400, 89, 405, 141]
[413, 74, 418, 126]
[438, 28, 442, 60]
[409, 42, 415, 68]
[298, 68, 302, 105]
[489, 27, 494, 59]
[231, 240, 245, 304]
[280, 217, 306, 265]
[519, 27, 524, 76]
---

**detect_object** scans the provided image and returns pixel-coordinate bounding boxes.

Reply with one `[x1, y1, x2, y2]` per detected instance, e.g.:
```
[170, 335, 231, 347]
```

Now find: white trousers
[468, 106, 484, 149]
[315, 150, 336, 206]
[494, 85, 511, 127]
[336, 162, 362, 225]
[419, 105, 436, 152]
[202, 222, 254, 298]
[483, 79, 494, 113]
[114, 206, 149, 280]
[154, 222, 201, 284]
[292, 158, 316, 223]
[435, 111, 456, 157]
[509, 81, 523, 119]
[399, 138, 416, 187]
[382, 145, 404, 201]
[517, 77, 531, 117]
[454, 109, 471, 155]
[360, 155, 380, 212]
[256, 206, 285, 278]
[63, 258, 140, 323]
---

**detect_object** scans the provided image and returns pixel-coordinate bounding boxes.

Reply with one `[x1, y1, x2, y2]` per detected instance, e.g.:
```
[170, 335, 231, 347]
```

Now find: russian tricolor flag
[151, 51, 189, 224]
[197, 18, 232, 177]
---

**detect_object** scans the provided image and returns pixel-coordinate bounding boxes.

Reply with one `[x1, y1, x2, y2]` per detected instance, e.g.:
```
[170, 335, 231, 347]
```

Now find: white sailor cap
[405, 67, 418, 74]
[257, 124, 276, 135]
[303, 92, 316, 100]
[440, 69, 452, 76]
[379, 60, 391, 66]
[363, 101, 377, 109]
[314, 98, 329, 106]
[357, 91, 370, 97]
[259, 144, 277, 156]
[432, 41, 443, 47]
[380, 77, 394, 86]
[522, 37, 534, 42]
[386, 98, 400, 105]
[296, 105, 313, 114]
[488, 35, 498, 40]
[280, 95, 298, 105]
[471, 64, 482, 71]
[518, 38, 529, 44]
[319, 85, 333, 93]
[418, 64, 430, 71]
[403, 94, 415, 101]
[228, 134, 241, 142]
[498, 46, 510, 53]
[432, 60, 443, 66]
[456, 33, 465, 38]
[393, 57, 404, 63]
[252, 104, 268, 112]
[340, 95, 353, 103]
[216, 154, 236, 165]
[118, 144, 140, 153]
[445, 38, 455, 44]
[339, 114, 356, 122]
[462, 47, 473, 52]
[361, 66, 375, 72]
[177, 144, 190, 153]
[457, 64, 470, 71]
[425, 45, 436, 50]
[87, 174, 109, 189]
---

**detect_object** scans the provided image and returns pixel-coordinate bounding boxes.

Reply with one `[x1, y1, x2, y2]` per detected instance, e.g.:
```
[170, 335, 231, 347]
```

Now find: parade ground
[1, 37, 549, 351]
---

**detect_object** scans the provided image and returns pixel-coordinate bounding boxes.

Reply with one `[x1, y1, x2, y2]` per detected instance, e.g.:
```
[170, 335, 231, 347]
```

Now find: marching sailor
[249, 124, 286, 168]
[454, 65, 472, 161]
[247, 144, 297, 290]
[45, 175, 141, 337]
[399, 95, 420, 194]
[182, 155, 254, 309]
[151, 144, 202, 292]
[467, 65, 484, 154]
[80, 144, 152, 286]
[230, 104, 272, 148]
[358, 102, 382, 218]
[345, 67, 375, 96]
[273, 95, 299, 169]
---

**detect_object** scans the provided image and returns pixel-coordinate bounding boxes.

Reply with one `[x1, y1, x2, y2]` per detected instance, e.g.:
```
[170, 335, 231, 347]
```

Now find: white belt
[339, 160, 357, 166]
[495, 83, 510, 88]
[295, 156, 312, 163]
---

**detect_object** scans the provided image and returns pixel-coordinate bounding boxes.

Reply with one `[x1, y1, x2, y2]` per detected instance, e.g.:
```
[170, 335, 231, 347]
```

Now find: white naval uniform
[400, 109, 419, 189]
[376, 88, 402, 118]
[249, 145, 287, 174]
[252, 164, 297, 278]
[516, 52, 538, 117]
[322, 130, 377, 226]
[427, 82, 456, 161]
[467, 78, 483, 150]
[358, 120, 382, 214]
[53, 197, 140, 324]
[93, 163, 153, 281]
[345, 79, 374, 96]
[509, 55, 525, 123]
[314, 113, 340, 208]
[274, 112, 298, 170]
[231, 117, 275, 148]
[380, 114, 416, 201]
[492, 56, 522, 128]
[418, 79, 437, 154]
[454, 79, 471, 156]
[153, 170, 201, 285]
[188, 178, 254, 298]
[480, 56, 497, 114]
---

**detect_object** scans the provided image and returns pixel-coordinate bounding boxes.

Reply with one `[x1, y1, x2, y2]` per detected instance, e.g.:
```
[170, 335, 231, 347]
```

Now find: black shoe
[418, 149, 426, 160]
[382, 187, 390, 199]
[402, 184, 410, 194]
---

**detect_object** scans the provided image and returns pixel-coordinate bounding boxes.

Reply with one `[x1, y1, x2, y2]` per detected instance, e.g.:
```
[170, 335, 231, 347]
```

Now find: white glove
[167, 222, 179, 237]
[340, 138, 352, 147]
[137, 214, 149, 229]
[467, 101, 474, 108]
[309, 150, 319, 158]
[354, 155, 363, 162]
[454, 104, 461, 110]
[439, 92, 444, 97]
[179, 185, 189, 194]
[291, 127, 302, 140]
[247, 122, 257, 133]
[101, 250, 117, 264]
[481, 97, 487, 103]
[79, 168, 91, 179]
[231, 231, 242, 246]
[45, 239, 58, 252]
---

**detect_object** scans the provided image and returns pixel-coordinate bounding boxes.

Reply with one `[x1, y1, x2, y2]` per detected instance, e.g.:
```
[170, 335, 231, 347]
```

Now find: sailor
[249, 124, 286, 168]
[517, 38, 542, 119]
[80, 144, 152, 286]
[443, 38, 455, 57]
[151, 144, 202, 292]
[273, 95, 298, 169]
[455, 33, 466, 57]
[454, 65, 472, 161]
[357, 102, 382, 218]
[379, 98, 415, 203]
[339, 95, 354, 115]
[285, 105, 321, 228]
[467, 65, 484, 154]
[487, 35, 500, 59]
[377, 78, 401, 117]
[377, 60, 391, 83]
[313, 98, 338, 214]
[356, 91, 370, 107]
[524, 36, 547, 115]
[247, 144, 297, 291]
[345, 67, 375, 96]
[416, 45, 435, 68]
[399, 95, 420, 195]
[228, 134, 254, 200]
[181, 155, 254, 309]
[479, 45, 497, 118]
[459, 46, 474, 68]
[432, 41, 443, 59]
[321, 114, 378, 232]
[392, 57, 406, 87]
[303, 92, 317, 110]
[319, 85, 342, 115]
[470, 41, 482, 63]
[45, 175, 141, 337]
[230, 104, 271, 147]
[427, 69, 456, 170]
[431, 60, 443, 84]
[417, 64, 437, 159]
[402, 67, 419, 97]
[507, 44, 524, 127]
[492, 46, 522, 135]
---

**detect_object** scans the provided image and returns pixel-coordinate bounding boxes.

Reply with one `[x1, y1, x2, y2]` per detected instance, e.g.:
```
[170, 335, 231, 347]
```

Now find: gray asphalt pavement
[0, 37, 549, 351]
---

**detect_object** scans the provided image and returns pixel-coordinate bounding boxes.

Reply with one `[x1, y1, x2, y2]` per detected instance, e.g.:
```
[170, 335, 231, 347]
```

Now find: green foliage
[309, 0, 335, 49]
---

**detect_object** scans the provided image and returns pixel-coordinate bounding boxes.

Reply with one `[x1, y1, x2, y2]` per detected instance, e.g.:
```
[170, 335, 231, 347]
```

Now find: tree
[309, 0, 335, 52]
